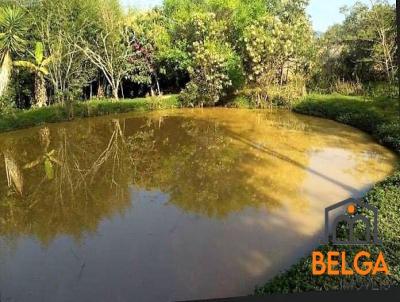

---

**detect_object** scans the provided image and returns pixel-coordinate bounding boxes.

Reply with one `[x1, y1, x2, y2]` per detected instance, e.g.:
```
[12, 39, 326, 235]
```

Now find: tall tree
[33, 0, 98, 103]
[368, 1, 397, 83]
[78, 0, 134, 100]
[126, 9, 170, 96]
[397, 0, 400, 115]
[315, 0, 397, 86]
[0, 6, 28, 97]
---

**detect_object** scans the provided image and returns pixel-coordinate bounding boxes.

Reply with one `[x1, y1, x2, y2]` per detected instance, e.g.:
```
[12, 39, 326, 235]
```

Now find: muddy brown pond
[0, 108, 397, 301]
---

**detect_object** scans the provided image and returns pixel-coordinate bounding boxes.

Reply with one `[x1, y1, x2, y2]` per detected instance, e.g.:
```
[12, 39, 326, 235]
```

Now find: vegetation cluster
[0, 0, 399, 296]
[0, 0, 396, 112]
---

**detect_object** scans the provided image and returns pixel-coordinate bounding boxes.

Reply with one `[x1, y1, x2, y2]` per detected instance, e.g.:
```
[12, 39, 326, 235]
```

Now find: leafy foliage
[13, 42, 52, 107]
[179, 40, 243, 106]
[0, 0, 396, 109]
[0, 6, 27, 55]
[0, 6, 29, 98]
[312, 0, 397, 91]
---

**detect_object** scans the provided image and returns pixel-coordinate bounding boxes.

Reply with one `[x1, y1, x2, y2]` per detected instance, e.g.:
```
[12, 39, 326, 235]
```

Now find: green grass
[225, 95, 255, 108]
[294, 94, 400, 153]
[0, 95, 179, 132]
[255, 93, 400, 295]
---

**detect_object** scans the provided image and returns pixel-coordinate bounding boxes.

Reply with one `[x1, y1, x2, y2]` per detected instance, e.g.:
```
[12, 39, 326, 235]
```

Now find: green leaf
[13, 60, 37, 71]
[44, 158, 54, 180]
[35, 42, 44, 65]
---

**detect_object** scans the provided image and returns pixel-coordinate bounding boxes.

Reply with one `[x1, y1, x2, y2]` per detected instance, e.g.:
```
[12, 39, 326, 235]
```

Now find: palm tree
[14, 42, 52, 107]
[0, 6, 27, 97]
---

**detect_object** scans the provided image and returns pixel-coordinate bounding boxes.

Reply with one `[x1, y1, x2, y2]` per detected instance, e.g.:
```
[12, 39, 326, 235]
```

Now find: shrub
[239, 77, 306, 109]
[225, 95, 252, 108]
[330, 80, 364, 96]
[0, 96, 15, 114]
[178, 40, 244, 107]
[363, 82, 399, 99]
[376, 121, 400, 153]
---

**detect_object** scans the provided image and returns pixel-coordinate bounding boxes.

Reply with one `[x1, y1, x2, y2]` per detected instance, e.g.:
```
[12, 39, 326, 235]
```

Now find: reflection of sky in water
[130, 187, 170, 206]
[0, 108, 397, 301]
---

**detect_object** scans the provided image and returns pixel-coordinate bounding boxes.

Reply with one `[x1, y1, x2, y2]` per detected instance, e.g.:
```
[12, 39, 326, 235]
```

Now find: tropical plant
[14, 42, 52, 107]
[0, 6, 28, 98]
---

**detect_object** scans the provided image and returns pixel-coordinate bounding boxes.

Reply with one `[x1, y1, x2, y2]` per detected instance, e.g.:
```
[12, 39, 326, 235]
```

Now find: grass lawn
[0, 95, 179, 133]
[255, 94, 400, 294]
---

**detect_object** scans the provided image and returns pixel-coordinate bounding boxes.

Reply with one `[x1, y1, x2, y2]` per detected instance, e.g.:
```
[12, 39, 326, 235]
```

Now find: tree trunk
[154, 73, 161, 95]
[397, 0, 400, 116]
[34, 73, 47, 108]
[380, 30, 391, 83]
[0, 52, 12, 97]
[280, 63, 285, 86]
[120, 82, 125, 99]
[112, 85, 119, 100]
[98, 81, 105, 98]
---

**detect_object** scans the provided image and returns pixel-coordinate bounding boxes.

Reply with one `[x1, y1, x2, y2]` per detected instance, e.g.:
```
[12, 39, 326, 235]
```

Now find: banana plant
[14, 42, 52, 107]
[23, 127, 62, 180]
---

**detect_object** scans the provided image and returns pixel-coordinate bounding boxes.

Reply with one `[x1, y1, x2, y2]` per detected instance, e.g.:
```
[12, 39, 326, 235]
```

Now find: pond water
[0, 108, 397, 301]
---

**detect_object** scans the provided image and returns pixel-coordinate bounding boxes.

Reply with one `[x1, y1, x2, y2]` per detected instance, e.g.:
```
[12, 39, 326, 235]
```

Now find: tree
[0, 6, 28, 97]
[126, 9, 172, 95]
[368, 1, 397, 83]
[242, 6, 312, 86]
[33, 0, 99, 103]
[14, 42, 52, 107]
[77, 0, 134, 100]
[315, 0, 397, 87]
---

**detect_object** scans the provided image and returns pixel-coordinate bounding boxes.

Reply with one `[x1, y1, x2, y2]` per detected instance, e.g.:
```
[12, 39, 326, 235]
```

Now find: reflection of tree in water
[23, 127, 62, 181]
[130, 118, 282, 218]
[0, 120, 133, 244]
[4, 150, 23, 196]
[0, 109, 391, 243]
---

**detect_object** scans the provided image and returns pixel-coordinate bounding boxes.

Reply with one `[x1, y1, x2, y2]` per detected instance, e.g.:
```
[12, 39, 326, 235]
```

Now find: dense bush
[311, 2, 396, 90]
[179, 40, 244, 107]
[237, 77, 306, 109]
[330, 80, 364, 96]
[363, 82, 399, 99]
[0, 95, 15, 114]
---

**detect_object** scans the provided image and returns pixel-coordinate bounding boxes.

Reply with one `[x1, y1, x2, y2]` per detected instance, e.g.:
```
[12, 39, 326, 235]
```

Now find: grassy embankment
[0, 95, 179, 132]
[256, 94, 400, 294]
